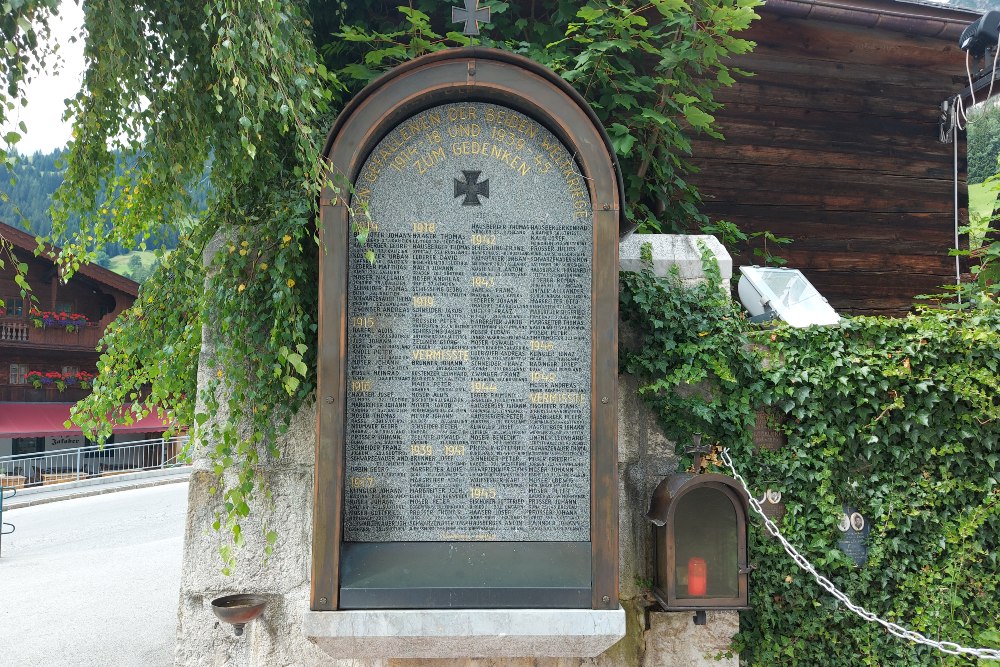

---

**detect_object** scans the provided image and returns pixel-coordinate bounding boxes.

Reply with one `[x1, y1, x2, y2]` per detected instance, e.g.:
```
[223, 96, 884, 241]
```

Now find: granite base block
[303, 607, 627, 658]
[619, 234, 732, 281]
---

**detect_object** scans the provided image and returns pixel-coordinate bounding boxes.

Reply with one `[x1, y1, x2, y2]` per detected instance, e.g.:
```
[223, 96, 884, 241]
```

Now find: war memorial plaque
[344, 102, 592, 542]
[313, 48, 620, 611]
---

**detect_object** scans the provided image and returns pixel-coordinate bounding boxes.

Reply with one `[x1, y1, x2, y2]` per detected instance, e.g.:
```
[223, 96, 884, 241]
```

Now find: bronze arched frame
[312, 47, 621, 611]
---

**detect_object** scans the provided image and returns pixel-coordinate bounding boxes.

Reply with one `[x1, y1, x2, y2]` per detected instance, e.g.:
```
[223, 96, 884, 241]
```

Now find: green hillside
[107, 250, 160, 283]
[969, 181, 998, 247]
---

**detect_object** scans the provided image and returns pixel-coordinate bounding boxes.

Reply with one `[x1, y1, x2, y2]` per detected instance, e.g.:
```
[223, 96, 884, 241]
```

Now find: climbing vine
[621, 253, 1000, 665]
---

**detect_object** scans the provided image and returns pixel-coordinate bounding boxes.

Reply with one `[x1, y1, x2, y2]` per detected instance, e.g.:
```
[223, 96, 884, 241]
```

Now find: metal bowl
[211, 594, 268, 636]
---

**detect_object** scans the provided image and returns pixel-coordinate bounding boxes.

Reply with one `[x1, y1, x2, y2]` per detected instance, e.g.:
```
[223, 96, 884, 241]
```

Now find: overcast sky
[7, 1, 85, 155]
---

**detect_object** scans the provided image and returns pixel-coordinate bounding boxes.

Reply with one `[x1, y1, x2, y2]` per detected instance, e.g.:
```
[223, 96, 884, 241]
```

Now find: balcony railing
[0, 317, 103, 349]
[0, 385, 91, 402]
[0, 436, 190, 489]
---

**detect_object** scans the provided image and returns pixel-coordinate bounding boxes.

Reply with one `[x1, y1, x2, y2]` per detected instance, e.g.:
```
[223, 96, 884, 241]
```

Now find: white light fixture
[738, 266, 840, 328]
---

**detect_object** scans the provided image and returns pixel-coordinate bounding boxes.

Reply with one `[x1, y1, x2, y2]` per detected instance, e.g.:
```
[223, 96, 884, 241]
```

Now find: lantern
[645, 473, 752, 618]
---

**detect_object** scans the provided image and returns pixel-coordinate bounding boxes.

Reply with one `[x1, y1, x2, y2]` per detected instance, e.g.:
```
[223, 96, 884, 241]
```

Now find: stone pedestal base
[644, 610, 739, 666]
[303, 607, 627, 658]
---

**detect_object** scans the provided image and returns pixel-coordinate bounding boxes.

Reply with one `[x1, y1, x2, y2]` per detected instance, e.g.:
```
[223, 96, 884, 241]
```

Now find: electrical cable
[957, 32, 1000, 130]
[954, 116, 962, 303]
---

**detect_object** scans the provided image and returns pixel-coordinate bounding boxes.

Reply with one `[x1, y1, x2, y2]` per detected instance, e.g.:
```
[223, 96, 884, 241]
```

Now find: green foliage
[326, 0, 760, 234]
[0, 148, 198, 255]
[620, 242, 762, 450]
[622, 263, 1000, 665]
[968, 104, 1000, 186]
[1, 0, 759, 570]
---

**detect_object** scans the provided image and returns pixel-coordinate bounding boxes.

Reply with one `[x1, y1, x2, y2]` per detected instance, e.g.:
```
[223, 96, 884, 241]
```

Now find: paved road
[0, 483, 188, 667]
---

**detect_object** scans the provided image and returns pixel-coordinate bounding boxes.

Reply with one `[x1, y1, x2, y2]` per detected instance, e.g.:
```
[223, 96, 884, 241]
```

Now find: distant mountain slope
[0, 148, 207, 256]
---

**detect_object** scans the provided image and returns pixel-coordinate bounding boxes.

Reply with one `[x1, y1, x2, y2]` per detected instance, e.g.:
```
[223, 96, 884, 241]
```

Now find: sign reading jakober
[313, 48, 621, 611]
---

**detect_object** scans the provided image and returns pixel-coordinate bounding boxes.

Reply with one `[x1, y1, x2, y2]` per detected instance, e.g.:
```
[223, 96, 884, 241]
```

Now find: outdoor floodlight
[959, 11, 1000, 59]
[738, 266, 840, 328]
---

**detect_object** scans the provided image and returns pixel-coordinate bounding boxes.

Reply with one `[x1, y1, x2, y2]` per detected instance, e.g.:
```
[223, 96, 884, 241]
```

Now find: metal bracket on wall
[939, 98, 957, 145]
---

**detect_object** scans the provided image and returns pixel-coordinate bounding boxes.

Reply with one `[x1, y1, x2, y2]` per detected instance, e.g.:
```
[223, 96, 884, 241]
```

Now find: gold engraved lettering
[403, 111, 442, 139]
[470, 381, 497, 393]
[471, 276, 496, 288]
[390, 145, 419, 173]
[483, 106, 538, 138]
[447, 123, 481, 138]
[412, 295, 435, 307]
[448, 106, 477, 121]
[351, 315, 375, 329]
[451, 140, 491, 157]
[538, 135, 590, 214]
[411, 349, 470, 362]
[354, 218, 379, 233]
[413, 146, 446, 175]
[412, 221, 437, 233]
[530, 340, 555, 351]
[410, 444, 433, 456]
[530, 371, 556, 383]
[470, 487, 497, 499]
[484, 143, 533, 177]
[351, 379, 373, 392]
[471, 234, 496, 245]
[530, 391, 586, 405]
[443, 444, 466, 456]
[350, 476, 375, 489]
[489, 126, 526, 151]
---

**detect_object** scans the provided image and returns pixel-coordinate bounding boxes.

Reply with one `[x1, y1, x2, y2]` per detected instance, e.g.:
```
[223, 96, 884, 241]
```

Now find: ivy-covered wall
[621, 250, 1000, 666]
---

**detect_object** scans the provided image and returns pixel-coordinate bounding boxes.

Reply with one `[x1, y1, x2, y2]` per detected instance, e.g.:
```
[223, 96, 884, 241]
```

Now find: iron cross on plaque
[452, 0, 491, 36]
[454, 170, 489, 206]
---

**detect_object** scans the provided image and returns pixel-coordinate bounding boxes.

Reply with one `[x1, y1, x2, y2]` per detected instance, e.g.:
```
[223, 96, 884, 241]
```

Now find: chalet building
[688, 0, 981, 315]
[0, 220, 168, 459]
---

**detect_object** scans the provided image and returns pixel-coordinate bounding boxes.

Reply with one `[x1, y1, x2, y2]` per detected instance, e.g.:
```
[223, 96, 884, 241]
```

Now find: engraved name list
[344, 102, 593, 543]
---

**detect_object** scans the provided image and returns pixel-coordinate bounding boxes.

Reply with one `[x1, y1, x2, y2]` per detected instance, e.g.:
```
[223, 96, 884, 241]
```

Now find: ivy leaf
[683, 106, 715, 129]
[577, 6, 605, 21]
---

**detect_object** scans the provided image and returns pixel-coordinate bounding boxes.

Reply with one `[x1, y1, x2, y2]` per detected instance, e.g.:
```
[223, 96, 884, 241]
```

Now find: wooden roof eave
[1, 221, 140, 298]
[762, 0, 980, 41]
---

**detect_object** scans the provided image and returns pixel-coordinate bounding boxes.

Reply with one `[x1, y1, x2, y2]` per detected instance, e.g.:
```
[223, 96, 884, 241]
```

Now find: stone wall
[174, 234, 739, 666]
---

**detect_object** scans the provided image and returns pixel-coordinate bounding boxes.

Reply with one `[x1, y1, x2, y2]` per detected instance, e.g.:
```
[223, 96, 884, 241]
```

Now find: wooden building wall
[688, 3, 974, 315]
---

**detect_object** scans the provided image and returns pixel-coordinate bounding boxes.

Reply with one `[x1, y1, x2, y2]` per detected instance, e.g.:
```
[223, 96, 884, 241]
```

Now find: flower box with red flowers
[28, 308, 89, 332]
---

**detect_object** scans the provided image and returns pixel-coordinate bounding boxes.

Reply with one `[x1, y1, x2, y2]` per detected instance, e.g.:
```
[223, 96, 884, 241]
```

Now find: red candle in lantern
[687, 557, 707, 596]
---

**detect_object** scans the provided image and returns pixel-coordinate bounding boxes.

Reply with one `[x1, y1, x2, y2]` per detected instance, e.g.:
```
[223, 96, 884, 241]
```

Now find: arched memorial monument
[308, 46, 625, 657]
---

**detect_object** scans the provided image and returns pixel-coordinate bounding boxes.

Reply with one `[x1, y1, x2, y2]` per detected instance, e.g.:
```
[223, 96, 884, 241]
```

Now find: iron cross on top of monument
[452, 0, 491, 36]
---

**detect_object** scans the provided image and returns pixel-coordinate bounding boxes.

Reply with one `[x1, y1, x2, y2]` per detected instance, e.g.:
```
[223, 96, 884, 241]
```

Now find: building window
[13, 437, 45, 455]
[55, 302, 73, 314]
[4, 296, 24, 317]
[9, 363, 28, 385]
[62, 365, 79, 377]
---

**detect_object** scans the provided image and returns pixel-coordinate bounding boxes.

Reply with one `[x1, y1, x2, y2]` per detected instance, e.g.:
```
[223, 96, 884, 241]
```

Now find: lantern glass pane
[674, 488, 738, 599]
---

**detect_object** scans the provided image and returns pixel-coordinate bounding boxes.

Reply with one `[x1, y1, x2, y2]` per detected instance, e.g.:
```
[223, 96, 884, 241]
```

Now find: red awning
[0, 403, 171, 439]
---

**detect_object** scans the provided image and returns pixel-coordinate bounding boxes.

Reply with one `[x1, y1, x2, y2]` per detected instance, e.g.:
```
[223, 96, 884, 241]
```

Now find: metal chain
[720, 448, 1000, 660]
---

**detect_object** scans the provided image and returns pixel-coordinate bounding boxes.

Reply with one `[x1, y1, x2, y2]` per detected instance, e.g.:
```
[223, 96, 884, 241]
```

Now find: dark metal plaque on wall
[344, 102, 593, 543]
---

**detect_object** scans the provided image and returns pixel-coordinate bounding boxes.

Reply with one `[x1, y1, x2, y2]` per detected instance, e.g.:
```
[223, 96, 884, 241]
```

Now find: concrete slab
[619, 234, 732, 281]
[303, 607, 627, 658]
